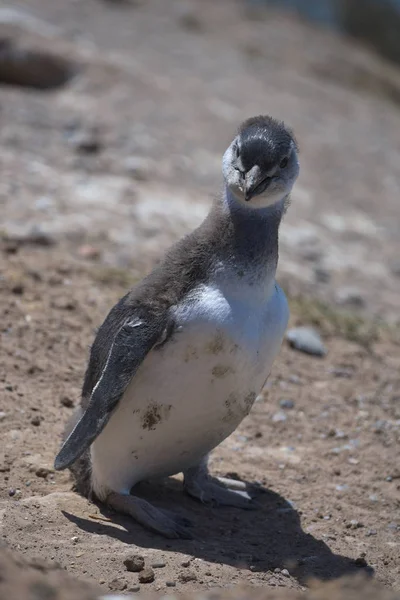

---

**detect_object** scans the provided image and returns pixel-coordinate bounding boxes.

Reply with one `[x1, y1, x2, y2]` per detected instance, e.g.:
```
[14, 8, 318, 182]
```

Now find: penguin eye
[280, 157, 289, 169]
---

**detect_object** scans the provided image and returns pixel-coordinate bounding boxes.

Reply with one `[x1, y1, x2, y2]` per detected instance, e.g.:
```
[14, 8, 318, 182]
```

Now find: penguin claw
[184, 479, 256, 510]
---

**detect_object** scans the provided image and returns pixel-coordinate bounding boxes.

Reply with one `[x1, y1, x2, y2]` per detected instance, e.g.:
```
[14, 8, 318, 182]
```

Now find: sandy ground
[0, 0, 399, 597]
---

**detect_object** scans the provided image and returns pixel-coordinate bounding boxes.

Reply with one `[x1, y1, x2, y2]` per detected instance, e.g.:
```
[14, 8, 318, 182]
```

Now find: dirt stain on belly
[142, 402, 172, 430]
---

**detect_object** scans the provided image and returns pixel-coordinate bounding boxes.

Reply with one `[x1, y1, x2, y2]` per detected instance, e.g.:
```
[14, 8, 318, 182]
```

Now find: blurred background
[1, 3, 400, 595]
[1, 0, 400, 321]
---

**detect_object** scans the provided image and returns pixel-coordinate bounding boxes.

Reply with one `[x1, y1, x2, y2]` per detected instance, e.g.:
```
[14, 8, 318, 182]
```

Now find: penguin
[54, 115, 299, 539]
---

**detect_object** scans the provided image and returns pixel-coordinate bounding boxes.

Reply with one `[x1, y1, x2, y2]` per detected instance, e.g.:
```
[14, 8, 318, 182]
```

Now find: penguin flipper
[54, 315, 167, 471]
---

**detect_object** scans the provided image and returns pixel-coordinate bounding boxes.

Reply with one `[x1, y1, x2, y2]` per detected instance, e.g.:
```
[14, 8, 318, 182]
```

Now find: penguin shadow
[63, 477, 373, 585]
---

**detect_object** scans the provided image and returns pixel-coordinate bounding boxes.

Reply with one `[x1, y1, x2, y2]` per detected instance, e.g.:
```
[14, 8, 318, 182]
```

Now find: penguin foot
[184, 470, 255, 510]
[215, 476, 248, 491]
[106, 492, 193, 539]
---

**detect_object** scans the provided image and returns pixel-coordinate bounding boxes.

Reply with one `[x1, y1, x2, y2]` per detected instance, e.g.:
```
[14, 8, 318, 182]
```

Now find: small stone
[35, 467, 51, 478]
[124, 554, 145, 572]
[51, 297, 76, 311]
[274, 568, 281, 573]
[78, 245, 101, 260]
[350, 520, 364, 529]
[355, 556, 368, 568]
[138, 568, 155, 584]
[272, 411, 287, 423]
[279, 398, 295, 410]
[123, 156, 151, 181]
[335, 287, 365, 308]
[166, 581, 176, 587]
[181, 560, 191, 567]
[178, 570, 197, 583]
[151, 560, 166, 569]
[31, 415, 41, 426]
[314, 267, 331, 283]
[0, 411, 7, 422]
[70, 128, 102, 154]
[109, 578, 127, 591]
[281, 569, 290, 577]
[366, 529, 377, 536]
[4, 225, 56, 247]
[11, 282, 24, 295]
[286, 327, 327, 357]
[129, 585, 141, 592]
[8, 488, 16, 497]
[60, 396, 74, 408]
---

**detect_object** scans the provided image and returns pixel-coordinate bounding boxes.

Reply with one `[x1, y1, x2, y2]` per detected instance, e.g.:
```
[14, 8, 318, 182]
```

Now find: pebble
[178, 571, 198, 583]
[70, 128, 102, 154]
[279, 398, 295, 410]
[31, 416, 41, 426]
[8, 488, 16, 497]
[0, 411, 7, 422]
[51, 297, 76, 311]
[347, 520, 364, 529]
[129, 585, 141, 592]
[286, 327, 327, 357]
[11, 282, 24, 295]
[272, 411, 287, 423]
[335, 287, 366, 308]
[151, 560, 166, 569]
[166, 581, 176, 587]
[138, 568, 155, 584]
[124, 554, 145, 572]
[314, 266, 331, 283]
[181, 560, 191, 567]
[35, 467, 51, 478]
[78, 244, 101, 260]
[4, 225, 56, 247]
[109, 578, 127, 592]
[60, 396, 74, 408]
[123, 156, 151, 180]
[366, 529, 377, 536]
[281, 569, 290, 577]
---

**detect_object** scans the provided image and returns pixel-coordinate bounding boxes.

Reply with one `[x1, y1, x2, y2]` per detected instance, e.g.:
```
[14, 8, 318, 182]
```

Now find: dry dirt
[0, 0, 400, 598]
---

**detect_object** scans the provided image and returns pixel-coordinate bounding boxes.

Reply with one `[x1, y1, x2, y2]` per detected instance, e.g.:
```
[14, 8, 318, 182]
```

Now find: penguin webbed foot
[106, 492, 193, 539]
[184, 469, 256, 510]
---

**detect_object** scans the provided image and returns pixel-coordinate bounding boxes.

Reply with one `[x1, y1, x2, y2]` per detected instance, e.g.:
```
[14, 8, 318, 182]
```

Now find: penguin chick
[54, 115, 299, 539]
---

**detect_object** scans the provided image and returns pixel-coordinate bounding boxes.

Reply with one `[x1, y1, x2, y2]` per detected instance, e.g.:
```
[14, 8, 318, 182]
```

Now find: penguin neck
[203, 187, 286, 288]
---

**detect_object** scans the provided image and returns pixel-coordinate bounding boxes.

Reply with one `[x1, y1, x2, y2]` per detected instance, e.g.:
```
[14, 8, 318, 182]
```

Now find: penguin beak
[245, 172, 271, 202]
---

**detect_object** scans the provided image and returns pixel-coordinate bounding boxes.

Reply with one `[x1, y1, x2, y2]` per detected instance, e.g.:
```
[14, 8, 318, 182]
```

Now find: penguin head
[223, 115, 299, 209]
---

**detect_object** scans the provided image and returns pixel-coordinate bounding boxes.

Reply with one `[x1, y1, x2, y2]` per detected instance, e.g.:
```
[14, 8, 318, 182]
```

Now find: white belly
[90, 281, 289, 500]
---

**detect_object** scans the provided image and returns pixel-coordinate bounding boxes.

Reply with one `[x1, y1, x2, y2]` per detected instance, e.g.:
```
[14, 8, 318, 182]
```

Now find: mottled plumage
[55, 115, 299, 538]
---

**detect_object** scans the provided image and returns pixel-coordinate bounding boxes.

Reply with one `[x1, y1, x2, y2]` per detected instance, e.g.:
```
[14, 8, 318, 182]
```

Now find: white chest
[90, 279, 289, 499]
